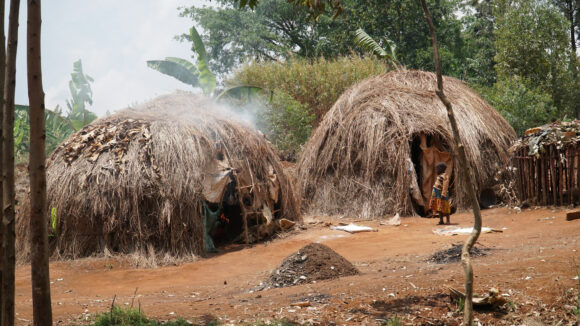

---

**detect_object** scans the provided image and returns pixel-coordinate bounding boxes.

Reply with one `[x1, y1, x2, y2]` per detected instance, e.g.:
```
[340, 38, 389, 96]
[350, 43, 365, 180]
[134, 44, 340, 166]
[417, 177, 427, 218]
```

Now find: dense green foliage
[494, 0, 577, 117]
[475, 78, 556, 136]
[14, 59, 98, 161]
[230, 55, 386, 160]
[179, 0, 465, 77]
[14, 105, 74, 161]
[255, 91, 314, 160]
[231, 55, 387, 123]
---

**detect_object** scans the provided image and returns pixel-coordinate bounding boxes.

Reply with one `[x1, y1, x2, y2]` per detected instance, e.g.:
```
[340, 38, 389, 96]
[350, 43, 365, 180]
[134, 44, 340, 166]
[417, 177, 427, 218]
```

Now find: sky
[10, 0, 209, 116]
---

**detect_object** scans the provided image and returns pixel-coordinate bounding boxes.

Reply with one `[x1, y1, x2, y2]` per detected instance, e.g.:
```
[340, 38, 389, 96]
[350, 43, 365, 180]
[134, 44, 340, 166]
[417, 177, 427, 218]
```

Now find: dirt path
[14, 207, 580, 325]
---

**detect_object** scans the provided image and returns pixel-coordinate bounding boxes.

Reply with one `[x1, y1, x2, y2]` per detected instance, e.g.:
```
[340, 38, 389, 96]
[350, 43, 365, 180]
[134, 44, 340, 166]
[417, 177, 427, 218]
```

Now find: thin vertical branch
[419, 0, 482, 325]
[28, 0, 53, 324]
[2, 0, 21, 324]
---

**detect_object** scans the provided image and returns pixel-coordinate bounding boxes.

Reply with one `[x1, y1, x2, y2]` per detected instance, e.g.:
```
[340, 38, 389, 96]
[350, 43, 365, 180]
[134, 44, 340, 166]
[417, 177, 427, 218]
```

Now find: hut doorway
[201, 153, 286, 253]
[409, 133, 454, 216]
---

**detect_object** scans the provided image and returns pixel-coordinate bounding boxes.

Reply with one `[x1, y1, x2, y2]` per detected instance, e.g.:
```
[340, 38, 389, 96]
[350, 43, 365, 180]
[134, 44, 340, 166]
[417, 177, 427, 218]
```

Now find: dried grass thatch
[17, 92, 299, 262]
[296, 70, 516, 218]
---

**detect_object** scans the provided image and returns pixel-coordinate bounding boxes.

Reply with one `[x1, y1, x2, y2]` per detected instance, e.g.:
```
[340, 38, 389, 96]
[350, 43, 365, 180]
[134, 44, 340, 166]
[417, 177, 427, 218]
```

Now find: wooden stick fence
[513, 144, 579, 206]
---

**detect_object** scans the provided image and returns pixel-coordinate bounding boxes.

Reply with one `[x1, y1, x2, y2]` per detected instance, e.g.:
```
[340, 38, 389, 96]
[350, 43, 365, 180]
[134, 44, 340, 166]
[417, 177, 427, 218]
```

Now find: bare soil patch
[12, 207, 580, 325]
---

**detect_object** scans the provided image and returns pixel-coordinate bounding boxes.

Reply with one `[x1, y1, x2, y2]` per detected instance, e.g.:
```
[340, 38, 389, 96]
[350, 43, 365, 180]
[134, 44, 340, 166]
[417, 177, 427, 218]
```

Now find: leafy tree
[494, 0, 576, 117]
[551, 0, 579, 63]
[477, 78, 555, 136]
[66, 59, 97, 130]
[180, 0, 467, 78]
[461, 0, 497, 86]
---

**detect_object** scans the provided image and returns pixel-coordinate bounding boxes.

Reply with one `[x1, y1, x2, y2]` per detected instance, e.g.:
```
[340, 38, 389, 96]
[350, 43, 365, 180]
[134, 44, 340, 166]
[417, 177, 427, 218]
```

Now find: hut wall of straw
[296, 70, 516, 218]
[16, 93, 299, 262]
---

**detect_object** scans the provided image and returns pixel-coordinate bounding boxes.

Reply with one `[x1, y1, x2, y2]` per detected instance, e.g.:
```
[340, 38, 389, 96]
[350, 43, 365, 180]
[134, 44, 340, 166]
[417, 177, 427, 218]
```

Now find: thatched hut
[511, 121, 580, 206]
[296, 70, 516, 218]
[17, 92, 299, 261]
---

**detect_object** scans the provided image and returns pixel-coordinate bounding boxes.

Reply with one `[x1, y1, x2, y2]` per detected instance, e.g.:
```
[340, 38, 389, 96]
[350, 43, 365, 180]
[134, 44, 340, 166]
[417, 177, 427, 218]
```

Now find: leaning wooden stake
[28, 0, 53, 324]
[419, 1, 482, 324]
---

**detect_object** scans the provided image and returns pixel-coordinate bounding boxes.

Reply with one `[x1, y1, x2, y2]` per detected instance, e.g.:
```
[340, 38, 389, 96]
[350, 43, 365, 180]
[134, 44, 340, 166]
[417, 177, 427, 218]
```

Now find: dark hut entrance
[201, 148, 286, 252]
[409, 133, 454, 216]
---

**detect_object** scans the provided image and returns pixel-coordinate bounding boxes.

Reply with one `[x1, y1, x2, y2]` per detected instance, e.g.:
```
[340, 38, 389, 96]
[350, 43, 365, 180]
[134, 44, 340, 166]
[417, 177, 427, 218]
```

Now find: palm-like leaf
[189, 26, 216, 95]
[354, 28, 399, 67]
[147, 57, 200, 87]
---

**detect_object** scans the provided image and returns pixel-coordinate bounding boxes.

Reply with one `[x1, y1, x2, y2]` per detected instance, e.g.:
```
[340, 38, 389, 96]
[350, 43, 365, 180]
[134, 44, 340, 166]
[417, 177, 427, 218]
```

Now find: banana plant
[67, 59, 97, 130]
[354, 28, 400, 69]
[14, 105, 76, 157]
[148, 26, 216, 96]
[148, 26, 266, 103]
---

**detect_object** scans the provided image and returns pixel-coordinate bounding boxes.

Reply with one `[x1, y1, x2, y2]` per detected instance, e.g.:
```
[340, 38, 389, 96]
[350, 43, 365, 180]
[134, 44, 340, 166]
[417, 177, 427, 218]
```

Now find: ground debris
[427, 243, 489, 264]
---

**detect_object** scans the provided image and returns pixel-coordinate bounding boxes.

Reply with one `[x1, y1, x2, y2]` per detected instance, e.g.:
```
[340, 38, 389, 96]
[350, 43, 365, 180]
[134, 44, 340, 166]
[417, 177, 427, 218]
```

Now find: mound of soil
[428, 243, 489, 264]
[261, 243, 359, 289]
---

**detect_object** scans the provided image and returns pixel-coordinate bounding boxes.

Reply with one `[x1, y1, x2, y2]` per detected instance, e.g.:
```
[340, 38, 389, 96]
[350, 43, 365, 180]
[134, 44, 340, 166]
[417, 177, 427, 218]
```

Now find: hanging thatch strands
[16, 92, 299, 263]
[296, 70, 516, 218]
[511, 121, 580, 206]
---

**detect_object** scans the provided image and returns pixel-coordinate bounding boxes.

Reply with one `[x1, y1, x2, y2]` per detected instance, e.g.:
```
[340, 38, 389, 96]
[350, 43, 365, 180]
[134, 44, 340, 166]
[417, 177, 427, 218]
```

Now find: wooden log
[566, 210, 580, 221]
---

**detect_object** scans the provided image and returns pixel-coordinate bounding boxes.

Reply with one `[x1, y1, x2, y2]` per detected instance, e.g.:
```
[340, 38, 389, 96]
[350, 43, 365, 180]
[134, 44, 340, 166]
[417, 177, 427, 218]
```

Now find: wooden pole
[2, 0, 20, 324]
[559, 147, 564, 205]
[551, 146, 558, 205]
[0, 0, 5, 321]
[27, 0, 53, 324]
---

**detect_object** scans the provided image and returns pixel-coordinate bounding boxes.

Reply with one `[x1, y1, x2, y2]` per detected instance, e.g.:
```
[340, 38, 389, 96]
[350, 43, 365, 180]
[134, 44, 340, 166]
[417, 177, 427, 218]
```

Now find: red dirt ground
[13, 207, 580, 325]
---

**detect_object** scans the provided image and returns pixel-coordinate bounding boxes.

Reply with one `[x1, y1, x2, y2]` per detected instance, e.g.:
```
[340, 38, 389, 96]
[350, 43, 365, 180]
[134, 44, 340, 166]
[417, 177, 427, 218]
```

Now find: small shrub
[255, 92, 314, 161]
[91, 305, 190, 326]
[230, 55, 389, 125]
[230, 55, 388, 159]
[382, 316, 402, 326]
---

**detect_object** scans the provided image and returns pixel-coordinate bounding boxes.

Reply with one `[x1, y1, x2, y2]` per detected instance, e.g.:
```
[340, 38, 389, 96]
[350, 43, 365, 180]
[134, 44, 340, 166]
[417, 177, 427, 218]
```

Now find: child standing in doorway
[430, 162, 451, 225]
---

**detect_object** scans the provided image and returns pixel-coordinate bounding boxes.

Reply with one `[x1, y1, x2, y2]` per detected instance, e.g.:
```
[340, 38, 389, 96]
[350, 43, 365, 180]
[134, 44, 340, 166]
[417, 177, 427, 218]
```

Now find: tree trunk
[568, 0, 577, 75]
[27, 0, 53, 324]
[0, 0, 5, 322]
[419, 1, 483, 325]
[2, 0, 20, 324]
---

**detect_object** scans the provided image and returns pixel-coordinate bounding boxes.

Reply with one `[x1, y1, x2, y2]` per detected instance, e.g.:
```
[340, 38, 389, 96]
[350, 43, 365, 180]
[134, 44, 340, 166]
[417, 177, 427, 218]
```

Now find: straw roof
[510, 120, 580, 156]
[17, 92, 299, 262]
[296, 70, 516, 218]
